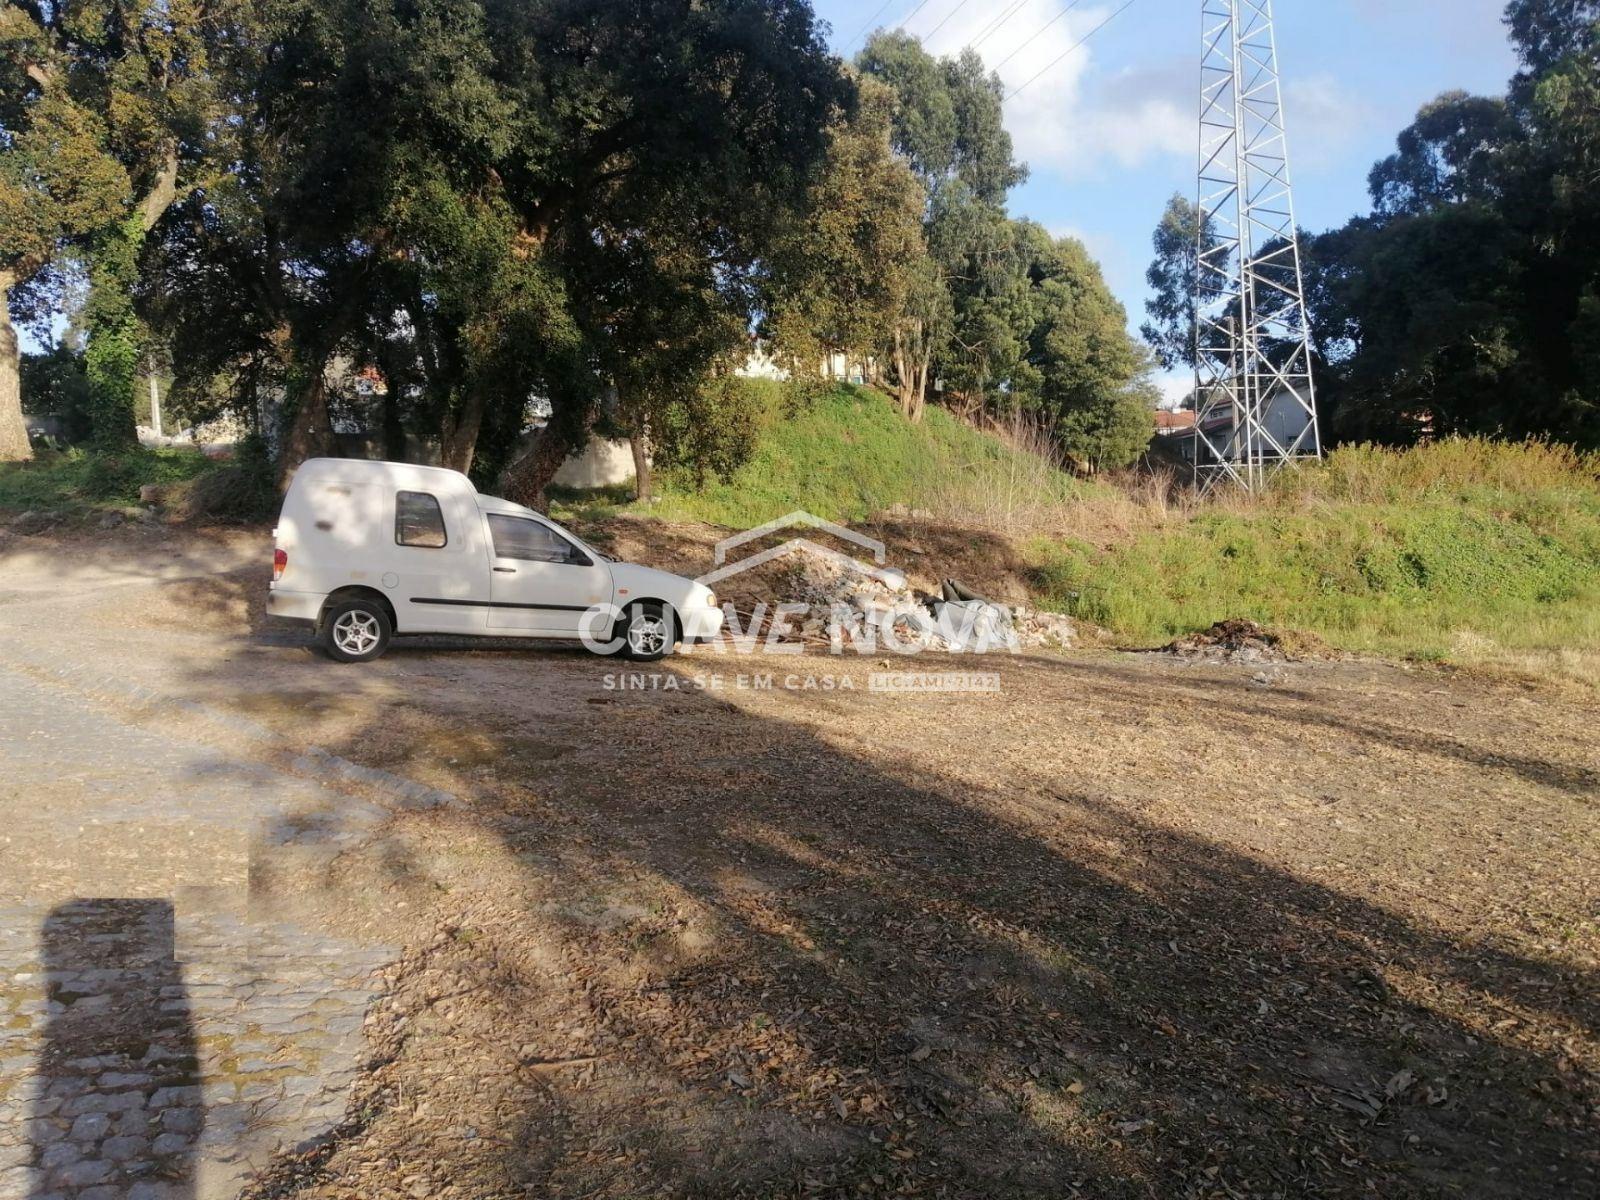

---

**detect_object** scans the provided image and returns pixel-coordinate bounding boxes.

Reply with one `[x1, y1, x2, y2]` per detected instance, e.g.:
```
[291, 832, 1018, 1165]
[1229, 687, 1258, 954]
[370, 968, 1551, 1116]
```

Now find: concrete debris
[8, 510, 62, 536]
[770, 544, 1073, 653]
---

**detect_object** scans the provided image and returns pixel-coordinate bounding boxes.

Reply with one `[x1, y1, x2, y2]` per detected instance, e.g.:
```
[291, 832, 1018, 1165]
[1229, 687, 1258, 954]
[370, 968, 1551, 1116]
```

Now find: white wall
[551, 437, 638, 489]
[736, 344, 790, 381]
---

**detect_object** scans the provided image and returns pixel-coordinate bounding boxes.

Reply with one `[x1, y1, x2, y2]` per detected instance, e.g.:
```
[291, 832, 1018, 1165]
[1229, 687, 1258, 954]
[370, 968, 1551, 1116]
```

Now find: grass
[1030, 439, 1600, 676]
[552, 383, 1095, 528]
[0, 446, 218, 514]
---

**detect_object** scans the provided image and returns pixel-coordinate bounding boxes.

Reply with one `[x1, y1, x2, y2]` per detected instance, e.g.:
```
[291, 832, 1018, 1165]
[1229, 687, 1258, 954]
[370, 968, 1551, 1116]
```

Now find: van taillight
[273, 548, 287, 581]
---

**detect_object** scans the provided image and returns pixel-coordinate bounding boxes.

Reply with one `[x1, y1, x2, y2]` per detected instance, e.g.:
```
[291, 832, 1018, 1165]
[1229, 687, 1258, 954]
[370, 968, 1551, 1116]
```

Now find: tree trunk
[501, 370, 600, 511]
[909, 347, 930, 423]
[500, 427, 573, 514]
[272, 264, 379, 487]
[147, 357, 163, 437]
[380, 380, 406, 461]
[0, 274, 30, 463]
[276, 369, 331, 491]
[892, 327, 913, 418]
[440, 390, 485, 474]
[138, 147, 181, 234]
[630, 421, 652, 502]
[84, 149, 185, 449]
[891, 319, 930, 422]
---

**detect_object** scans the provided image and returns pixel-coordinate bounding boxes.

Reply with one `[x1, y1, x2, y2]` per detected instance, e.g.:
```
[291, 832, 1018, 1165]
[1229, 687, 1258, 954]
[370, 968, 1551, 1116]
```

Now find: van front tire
[621, 601, 677, 662]
[321, 599, 393, 663]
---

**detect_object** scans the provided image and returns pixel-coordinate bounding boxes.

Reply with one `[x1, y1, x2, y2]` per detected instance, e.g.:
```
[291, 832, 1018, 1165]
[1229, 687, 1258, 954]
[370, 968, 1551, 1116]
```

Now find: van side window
[395, 491, 447, 548]
[488, 515, 584, 564]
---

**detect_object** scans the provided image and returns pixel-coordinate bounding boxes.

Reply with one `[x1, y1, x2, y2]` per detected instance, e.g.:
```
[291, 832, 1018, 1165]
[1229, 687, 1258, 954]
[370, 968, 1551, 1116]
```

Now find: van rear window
[395, 491, 447, 548]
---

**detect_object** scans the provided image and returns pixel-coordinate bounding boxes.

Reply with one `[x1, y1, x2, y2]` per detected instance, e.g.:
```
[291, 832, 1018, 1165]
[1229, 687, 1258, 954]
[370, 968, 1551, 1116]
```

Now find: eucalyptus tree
[761, 75, 924, 386]
[856, 30, 1025, 421]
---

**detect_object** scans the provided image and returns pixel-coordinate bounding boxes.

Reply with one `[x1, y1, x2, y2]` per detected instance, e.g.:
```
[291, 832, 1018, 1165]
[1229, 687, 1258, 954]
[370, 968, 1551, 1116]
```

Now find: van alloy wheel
[332, 610, 383, 657]
[620, 602, 676, 662]
[627, 612, 668, 657]
[321, 598, 393, 662]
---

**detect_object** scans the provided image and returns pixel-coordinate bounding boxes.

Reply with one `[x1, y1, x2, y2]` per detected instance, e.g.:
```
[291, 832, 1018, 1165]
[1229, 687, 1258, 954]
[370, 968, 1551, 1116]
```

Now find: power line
[890, 0, 945, 40]
[1004, 0, 1137, 102]
[969, 0, 1030, 51]
[992, 0, 1089, 74]
[843, 0, 899, 52]
[921, 0, 978, 44]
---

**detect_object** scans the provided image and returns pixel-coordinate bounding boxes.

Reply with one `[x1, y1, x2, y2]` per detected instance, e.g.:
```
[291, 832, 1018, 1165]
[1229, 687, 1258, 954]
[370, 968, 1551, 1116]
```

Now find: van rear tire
[321, 598, 393, 663]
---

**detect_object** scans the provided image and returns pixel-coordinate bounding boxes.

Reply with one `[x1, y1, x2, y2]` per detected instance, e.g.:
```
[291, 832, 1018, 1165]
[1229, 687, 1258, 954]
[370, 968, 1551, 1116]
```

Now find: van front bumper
[266, 587, 324, 625]
[680, 604, 726, 643]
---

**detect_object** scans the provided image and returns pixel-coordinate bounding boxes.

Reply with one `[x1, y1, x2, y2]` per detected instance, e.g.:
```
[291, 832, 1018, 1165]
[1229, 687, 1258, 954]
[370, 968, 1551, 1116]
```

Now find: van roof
[475, 494, 541, 517]
[292, 458, 476, 488]
[289, 460, 554, 521]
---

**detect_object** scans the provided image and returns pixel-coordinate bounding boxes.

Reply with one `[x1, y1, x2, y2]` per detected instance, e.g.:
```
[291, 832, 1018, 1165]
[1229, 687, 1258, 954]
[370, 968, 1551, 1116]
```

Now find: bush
[1272, 437, 1600, 507]
[164, 436, 277, 523]
[653, 376, 777, 487]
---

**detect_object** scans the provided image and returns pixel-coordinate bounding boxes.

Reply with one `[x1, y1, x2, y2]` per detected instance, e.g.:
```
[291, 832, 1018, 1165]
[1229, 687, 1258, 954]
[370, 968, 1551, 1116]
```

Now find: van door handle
[493, 566, 516, 574]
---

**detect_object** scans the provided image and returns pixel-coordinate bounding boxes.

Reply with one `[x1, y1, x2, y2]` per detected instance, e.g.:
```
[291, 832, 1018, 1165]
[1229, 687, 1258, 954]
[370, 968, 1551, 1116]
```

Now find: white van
[266, 458, 723, 662]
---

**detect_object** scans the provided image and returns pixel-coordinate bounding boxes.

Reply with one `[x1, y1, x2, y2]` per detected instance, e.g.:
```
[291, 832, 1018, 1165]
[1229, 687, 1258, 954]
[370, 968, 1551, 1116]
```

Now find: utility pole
[147, 356, 163, 439]
[1193, 0, 1320, 492]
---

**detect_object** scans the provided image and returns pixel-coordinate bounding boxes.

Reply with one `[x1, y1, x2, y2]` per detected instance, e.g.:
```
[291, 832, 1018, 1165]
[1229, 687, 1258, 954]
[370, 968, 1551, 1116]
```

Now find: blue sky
[811, 0, 1519, 399]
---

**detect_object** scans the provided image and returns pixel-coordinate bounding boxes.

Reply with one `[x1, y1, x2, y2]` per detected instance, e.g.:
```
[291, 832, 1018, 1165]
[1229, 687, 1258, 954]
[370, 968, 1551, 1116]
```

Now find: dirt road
[1, 523, 1596, 1198]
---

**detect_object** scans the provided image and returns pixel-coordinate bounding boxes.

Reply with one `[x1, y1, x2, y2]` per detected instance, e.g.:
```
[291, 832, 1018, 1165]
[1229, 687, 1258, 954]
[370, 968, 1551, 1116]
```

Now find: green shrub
[653, 376, 778, 487]
[0, 446, 215, 511]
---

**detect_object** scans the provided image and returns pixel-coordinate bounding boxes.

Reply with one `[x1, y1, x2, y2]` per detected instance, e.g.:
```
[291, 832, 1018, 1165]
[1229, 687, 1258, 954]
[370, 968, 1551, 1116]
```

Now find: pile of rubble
[1162, 618, 1287, 664]
[758, 545, 1073, 653]
[1012, 606, 1079, 649]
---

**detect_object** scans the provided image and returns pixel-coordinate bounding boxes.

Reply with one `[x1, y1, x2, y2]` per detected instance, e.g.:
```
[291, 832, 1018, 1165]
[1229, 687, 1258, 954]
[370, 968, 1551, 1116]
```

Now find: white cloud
[911, 1, 1190, 180]
[1048, 222, 1116, 263]
[908, 1, 1366, 184]
[1156, 370, 1191, 409]
[1283, 73, 1377, 174]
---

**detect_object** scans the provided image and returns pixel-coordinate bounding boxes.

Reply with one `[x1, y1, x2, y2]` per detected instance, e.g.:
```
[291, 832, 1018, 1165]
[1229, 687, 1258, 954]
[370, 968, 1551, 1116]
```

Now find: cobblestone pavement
[0, 663, 399, 1200]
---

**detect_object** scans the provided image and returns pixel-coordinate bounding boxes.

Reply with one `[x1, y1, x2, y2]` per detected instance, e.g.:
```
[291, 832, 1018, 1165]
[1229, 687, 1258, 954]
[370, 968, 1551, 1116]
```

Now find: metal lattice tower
[1193, 0, 1321, 492]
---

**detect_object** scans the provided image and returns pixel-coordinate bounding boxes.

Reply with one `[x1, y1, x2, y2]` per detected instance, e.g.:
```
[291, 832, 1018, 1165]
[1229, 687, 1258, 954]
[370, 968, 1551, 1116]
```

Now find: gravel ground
[1, 523, 1596, 1199]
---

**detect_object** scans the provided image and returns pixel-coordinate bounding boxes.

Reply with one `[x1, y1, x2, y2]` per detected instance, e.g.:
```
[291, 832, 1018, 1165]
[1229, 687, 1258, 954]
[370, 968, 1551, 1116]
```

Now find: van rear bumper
[266, 587, 325, 625]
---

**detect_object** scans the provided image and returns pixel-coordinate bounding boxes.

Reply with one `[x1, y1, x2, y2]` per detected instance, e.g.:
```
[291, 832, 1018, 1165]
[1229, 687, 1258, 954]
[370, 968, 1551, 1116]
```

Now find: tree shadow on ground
[200, 643, 1599, 1200]
[1043, 656, 1600, 798]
